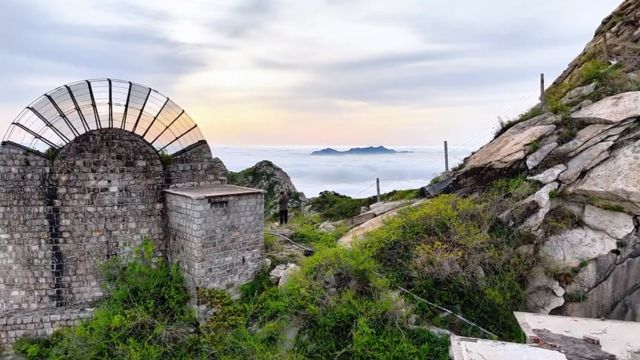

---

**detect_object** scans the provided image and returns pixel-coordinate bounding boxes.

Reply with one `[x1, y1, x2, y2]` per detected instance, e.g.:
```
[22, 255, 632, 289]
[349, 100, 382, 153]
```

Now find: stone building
[0, 79, 264, 347]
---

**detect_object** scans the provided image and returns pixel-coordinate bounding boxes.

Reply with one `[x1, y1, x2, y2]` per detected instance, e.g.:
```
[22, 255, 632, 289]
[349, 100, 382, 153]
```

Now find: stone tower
[0, 79, 264, 346]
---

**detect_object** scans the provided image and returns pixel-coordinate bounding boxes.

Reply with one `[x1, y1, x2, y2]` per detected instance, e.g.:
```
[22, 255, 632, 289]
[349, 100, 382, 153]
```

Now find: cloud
[0, 0, 622, 146]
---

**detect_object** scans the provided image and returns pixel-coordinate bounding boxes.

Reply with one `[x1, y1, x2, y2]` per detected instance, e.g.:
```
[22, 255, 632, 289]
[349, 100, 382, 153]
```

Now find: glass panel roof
[2, 79, 205, 155]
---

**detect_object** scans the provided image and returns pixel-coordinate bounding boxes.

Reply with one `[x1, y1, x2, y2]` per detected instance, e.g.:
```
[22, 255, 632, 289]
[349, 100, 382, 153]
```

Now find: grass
[380, 189, 421, 202]
[601, 203, 625, 212]
[308, 189, 421, 222]
[15, 240, 203, 360]
[586, 196, 626, 212]
[308, 191, 368, 221]
[541, 207, 582, 236]
[494, 105, 545, 139]
[15, 174, 543, 358]
[197, 246, 450, 359]
[530, 140, 541, 152]
[356, 176, 539, 341]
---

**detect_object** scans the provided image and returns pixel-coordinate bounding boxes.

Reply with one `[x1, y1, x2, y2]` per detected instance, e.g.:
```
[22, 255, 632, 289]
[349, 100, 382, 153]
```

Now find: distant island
[311, 146, 412, 156]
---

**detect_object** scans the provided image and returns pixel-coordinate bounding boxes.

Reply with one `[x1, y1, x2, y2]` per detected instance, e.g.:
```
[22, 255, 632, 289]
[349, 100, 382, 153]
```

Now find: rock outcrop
[226, 160, 306, 211]
[455, 92, 640, 320]
[450, 0, 640, 321]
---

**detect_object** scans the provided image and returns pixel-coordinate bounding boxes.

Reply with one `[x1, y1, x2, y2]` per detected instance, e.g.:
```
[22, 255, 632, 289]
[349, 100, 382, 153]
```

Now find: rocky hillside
[444, 0, 640, 322]
[225, 160, 306, 212]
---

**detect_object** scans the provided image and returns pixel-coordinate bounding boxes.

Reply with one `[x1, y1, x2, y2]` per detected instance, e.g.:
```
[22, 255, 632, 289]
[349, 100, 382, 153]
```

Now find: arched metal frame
[2, 79, 206, 156]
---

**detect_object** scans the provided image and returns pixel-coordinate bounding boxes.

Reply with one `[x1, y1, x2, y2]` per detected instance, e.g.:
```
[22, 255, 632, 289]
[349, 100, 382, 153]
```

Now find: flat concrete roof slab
[450, 335, 568, 360]
[164, 184, 265, 199]
[515, 312, 640, 360]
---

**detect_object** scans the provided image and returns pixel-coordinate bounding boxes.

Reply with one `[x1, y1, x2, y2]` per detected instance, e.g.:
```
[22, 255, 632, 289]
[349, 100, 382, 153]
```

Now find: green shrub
[15, 239, 206, 360]
[601, 203, 625, 212]
[357, 187, 534, 341]
[44, 147, 59, 161]
[158, 151, 173, 166]
[196, 246, 449, 359]
[380, 189, 421, 201]
[290, 223, 339, 248]
[542, 207, 581, 236]
[13, 337, 52, 360]
[309, 191, 368, 220]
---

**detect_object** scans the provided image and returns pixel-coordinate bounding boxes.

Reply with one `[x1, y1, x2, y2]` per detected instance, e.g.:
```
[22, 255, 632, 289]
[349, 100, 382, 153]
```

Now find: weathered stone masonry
[0, 128, 263, 347]
[165, 185, 265, 302]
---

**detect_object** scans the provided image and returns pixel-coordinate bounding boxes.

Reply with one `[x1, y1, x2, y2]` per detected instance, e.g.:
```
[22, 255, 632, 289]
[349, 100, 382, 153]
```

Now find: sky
[0, 0, 622, 147]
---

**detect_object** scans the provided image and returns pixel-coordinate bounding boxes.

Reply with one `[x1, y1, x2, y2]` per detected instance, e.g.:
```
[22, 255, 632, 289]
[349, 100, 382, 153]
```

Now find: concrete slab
[450, 335, 568, 360]
[164, 184, 265, 199]
[515, 312, 640, 359]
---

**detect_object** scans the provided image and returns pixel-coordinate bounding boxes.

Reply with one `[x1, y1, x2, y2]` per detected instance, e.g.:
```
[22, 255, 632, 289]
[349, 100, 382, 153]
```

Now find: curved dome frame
[2, 79, 205, 156]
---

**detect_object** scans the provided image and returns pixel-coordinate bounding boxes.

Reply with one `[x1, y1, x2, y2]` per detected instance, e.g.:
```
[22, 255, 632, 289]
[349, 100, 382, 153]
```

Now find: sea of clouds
[212, 146, 476, 198]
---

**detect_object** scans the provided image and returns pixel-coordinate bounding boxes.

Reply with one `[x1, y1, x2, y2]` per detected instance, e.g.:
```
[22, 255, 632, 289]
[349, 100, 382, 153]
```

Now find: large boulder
[528, 164, 567, 184]
[539, 227, 618, 270]
[227, 160, 306, 210]
[526, 141, 558, 169]
[561, 82, 597, 105]
[466, 123, 556, 169]
[571, 91, 640, 124]
[557, 141, 613, 184]
[211, 157, 229, 177]
[518, 182, 559, 233]
[552, 124, 612, 157]
[566, 256, 640, 321]
[526, 267, 565, 314]
[572, 140, 640, 214]
[582, 205, 635, 240]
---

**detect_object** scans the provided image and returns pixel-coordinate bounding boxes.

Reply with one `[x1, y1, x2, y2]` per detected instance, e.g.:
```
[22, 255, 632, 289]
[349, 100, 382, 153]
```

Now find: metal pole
[376, 178, 381, 203]
[540, 73, 545, 107]
[603, 33, 609, 61]
[444, 141, 449, 172]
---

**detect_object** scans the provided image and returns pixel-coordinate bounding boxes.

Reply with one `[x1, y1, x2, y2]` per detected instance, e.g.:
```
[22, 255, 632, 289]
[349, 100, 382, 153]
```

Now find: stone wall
[165, 186, 265, 303]
[0, 143, 53, 312]
[0, 306, 93, 346]
[51, 129, 166, 306]
[0, 128, 235, 349]
[167, 140, 226, 188]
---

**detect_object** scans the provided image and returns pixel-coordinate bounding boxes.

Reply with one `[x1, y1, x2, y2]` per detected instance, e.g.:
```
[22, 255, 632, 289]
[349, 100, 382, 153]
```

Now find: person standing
[278, 191, 289, 225]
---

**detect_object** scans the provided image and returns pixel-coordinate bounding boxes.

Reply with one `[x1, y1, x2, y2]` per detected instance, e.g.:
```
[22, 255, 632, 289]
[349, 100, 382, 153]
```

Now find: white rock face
[582, 205, 635, 239]
[564, 260, 597, 296]
[568, 121, 632, 157]
[553, 124, 612, 156]
[520, 182, 559, 232]
[557, 141, 613, 183]
[561, 82, 597, 104]
[466, 125, 556, 169]
[528, 164, 567, 184]
[572, 91, 640, 123]
[278, 263, 300, 287]
[539, 228, 618, 269]
[269, 264, 287, 283]
[565, 256, 640, 322]
[526, 267, 565, 314]
[526, 142, 558, 169]
[318, 222, 336, 232]
[573, 140, 640, 214]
